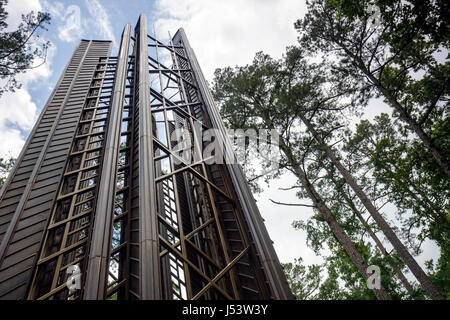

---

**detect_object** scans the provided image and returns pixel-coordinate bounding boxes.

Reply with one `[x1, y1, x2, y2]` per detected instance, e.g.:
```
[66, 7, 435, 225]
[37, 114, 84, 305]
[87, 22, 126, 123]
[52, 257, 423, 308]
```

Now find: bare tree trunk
[279, 139, 392, 300]
[300, 114, 444, 300]
[328, 173, 415, 296]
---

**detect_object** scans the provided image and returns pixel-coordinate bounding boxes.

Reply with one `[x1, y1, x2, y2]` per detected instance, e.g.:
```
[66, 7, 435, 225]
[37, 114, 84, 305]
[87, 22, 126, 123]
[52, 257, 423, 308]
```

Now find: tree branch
[418, 85, 445, 126]
[269, 199, 315, 208]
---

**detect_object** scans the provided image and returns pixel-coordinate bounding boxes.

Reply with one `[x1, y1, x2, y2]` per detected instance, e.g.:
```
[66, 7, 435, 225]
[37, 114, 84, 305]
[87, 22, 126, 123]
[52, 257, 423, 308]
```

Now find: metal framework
[0, 14, 293, 300]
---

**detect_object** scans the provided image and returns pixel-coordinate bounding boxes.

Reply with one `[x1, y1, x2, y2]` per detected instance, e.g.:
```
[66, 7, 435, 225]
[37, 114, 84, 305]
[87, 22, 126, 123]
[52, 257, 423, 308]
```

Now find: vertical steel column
[173, 28, 294, 299]
[84, 25, 132, 299]
[136, 13, 161, 299]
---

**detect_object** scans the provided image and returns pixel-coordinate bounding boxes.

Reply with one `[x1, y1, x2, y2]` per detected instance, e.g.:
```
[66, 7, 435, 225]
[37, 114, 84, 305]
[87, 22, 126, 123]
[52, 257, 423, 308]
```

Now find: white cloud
[85, 0, 116, 44]
[0, 88, 37, 131]
[41, 0, 85, 42]
[57, 5, 84, 42]
[0, 89, 37, 157]
[3, 0, 42, 30]
[42, 1, 115, 44]
[154, 0, 306, 82]
[0, 127, 27, 159]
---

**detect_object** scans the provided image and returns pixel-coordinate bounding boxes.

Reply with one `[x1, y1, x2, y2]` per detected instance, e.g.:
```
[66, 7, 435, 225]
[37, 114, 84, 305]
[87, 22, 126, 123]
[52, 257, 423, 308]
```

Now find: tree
[290, 223, 414, 299]
[295, 0, 450, 177]
[213, 50, 392, 299]
[296, 110, 443, 299]
[342, 113, 449, 297]
[317, 160, 415, 296]
[282, 258, 322, 300]
[0, 0, 51, 96]
[0, 155, 15, 189]
[212, 39, 448, 298]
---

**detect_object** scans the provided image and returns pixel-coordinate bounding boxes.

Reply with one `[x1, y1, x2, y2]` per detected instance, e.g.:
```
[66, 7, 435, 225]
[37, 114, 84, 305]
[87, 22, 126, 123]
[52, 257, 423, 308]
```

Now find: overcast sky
[0, 0, 439, 279]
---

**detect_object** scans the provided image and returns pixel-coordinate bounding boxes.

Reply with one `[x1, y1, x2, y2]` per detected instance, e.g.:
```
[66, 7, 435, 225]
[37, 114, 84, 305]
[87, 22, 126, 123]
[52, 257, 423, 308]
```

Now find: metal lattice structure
[0, 14, 293, 300]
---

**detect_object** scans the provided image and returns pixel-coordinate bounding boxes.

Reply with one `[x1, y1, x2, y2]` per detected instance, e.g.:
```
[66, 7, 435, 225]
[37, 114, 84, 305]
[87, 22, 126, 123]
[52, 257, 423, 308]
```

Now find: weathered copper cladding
[0, 14, 293, 300]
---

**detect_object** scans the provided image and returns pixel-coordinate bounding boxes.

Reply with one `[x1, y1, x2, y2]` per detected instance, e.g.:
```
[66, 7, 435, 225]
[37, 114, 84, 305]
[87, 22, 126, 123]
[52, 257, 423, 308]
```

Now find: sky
[0, 0, 439, 283]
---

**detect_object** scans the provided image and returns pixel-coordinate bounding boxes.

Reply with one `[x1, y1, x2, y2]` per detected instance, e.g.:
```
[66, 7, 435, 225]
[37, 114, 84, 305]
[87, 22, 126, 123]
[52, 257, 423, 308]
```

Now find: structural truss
[0, 14, 293, 300]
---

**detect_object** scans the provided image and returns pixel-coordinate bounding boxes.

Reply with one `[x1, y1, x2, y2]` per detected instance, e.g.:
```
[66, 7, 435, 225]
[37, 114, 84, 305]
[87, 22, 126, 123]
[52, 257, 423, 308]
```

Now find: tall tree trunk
[279, 139, 392, 300]
[345, 192, 416, 296]
[339, 46, 450, 177]
[332, 179, 414, 296]
[299, 114, 444, 300]
[324, 168, 416, 296]
[368, 139, 449, 226]
[354, 57, 450, 177]
[369, 74, 450, 178]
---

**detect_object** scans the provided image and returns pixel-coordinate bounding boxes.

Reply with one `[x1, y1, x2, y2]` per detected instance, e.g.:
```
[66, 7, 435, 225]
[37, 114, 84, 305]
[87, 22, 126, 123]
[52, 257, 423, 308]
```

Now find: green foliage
[425, 244, 450, 299]
[343, 113, 449, 296]
[295, 0, 449, 153]
[283, 236, 416, 299]
[282, 257, 322, 300]
[0, 155, 15, 189]
[213, 48, 410, 299]
[213, 0, 448, 299]
[0, 0, 51, 96]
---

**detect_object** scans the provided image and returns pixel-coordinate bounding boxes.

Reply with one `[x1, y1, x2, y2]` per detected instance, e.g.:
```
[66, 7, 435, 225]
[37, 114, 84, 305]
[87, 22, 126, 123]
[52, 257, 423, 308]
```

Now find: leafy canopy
[0, 0, 51, 96]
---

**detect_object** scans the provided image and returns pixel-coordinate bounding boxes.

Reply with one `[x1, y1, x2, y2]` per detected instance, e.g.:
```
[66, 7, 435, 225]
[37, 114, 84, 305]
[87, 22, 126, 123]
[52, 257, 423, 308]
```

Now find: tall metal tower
[0, 14, 293, 300]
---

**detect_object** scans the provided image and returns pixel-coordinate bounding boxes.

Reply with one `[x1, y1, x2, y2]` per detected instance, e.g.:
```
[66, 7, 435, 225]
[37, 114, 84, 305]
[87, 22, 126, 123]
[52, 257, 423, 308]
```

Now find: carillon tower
[0, 14, 292, 300]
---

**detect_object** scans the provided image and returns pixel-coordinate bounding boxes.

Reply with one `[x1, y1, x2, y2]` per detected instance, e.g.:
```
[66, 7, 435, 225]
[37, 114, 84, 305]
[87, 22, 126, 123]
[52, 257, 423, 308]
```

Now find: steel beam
[0, 14, 293, 300]
[84, 24, 132, 300]
[136, 13, 161, 300]
[173, 28, 294, 300]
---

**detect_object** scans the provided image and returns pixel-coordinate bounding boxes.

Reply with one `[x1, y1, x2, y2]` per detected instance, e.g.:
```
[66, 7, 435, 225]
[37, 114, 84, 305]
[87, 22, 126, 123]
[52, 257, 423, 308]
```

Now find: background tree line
[212, 0, 449, 299]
